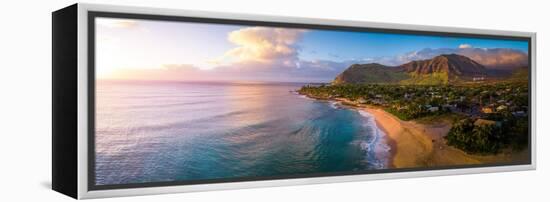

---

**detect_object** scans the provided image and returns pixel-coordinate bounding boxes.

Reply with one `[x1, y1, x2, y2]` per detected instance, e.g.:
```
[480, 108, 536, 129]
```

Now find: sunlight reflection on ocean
[95, 80, 389, 185]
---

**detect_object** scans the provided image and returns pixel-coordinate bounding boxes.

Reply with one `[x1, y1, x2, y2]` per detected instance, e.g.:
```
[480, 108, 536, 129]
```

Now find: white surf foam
[329, 101, 340, 109]
[298, 95, 316, 101]
[357, 110, 392, 169]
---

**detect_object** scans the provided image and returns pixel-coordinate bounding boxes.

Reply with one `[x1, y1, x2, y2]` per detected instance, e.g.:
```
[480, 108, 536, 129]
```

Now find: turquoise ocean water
[95, 80, 390, 185]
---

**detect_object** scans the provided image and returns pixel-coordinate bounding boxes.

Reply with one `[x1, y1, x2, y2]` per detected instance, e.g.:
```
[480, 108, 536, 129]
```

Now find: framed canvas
[52, 3, 536, 199]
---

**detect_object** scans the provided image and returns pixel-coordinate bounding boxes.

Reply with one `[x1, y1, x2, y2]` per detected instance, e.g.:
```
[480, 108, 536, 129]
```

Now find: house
[357, 98, 367, 104]
[473, 77, 485, 81]
[398, 105, 409, 110]
[481, 107, 494, 114]
[442, 104, 455, 111]
[512, 111, 526, 117]
[372, 99, 384, 105]
[428, 106, 439, 112]
[496, 105, 507, 111]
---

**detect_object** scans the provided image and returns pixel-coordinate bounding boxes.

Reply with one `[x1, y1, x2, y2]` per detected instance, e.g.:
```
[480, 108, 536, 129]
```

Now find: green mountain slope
[333, 54, 491, 85]
[332, 63, 409, 84]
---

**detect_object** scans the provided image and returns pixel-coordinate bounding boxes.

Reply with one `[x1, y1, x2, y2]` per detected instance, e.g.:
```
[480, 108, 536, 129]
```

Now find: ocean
[95, 80, 390, 185]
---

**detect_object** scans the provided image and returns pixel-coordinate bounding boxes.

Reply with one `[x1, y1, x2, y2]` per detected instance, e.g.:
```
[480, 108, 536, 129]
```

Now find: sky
[96, 17, 529, 82]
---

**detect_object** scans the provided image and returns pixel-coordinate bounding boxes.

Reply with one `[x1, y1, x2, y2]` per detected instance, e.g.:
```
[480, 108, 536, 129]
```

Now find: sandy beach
[334, 98, 526, 169]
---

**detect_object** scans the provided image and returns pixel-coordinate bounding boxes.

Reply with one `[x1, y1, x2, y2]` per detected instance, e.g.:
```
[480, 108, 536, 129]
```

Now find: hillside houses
[299, 81, 528, 121]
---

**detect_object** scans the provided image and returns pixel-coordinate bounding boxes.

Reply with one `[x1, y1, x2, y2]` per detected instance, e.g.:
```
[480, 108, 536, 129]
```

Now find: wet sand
[334, 98, 527, 168]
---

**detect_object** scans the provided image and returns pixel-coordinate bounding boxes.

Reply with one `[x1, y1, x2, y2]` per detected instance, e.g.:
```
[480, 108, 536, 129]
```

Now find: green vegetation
[298, 81, 529, 154]
[400, 72, 450, 85]
[414, 113, 466, 125]
[446, 119, 500, 154]
[508, 67, 529, 82]
[445, 115, 528, 154]
[332, 64, 409, 84]
[334, 54, 492, 85]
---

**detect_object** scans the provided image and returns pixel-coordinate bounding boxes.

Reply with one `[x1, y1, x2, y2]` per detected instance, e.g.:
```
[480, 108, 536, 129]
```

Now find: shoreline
[314, 96, 526, 168]
[360, 105, 439, 168]
[331, 97, 437, 168]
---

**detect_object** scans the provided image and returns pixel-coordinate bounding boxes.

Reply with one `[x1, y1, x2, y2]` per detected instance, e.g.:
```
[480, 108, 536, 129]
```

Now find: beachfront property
[299, 80, 529, 156]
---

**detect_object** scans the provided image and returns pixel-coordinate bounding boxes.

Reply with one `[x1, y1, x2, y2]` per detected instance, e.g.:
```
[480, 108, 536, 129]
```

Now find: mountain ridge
[332, 63, 406, 84]
[333, 54, 496, 85]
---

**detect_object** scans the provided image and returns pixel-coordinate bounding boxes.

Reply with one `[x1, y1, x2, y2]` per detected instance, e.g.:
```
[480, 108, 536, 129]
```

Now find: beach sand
[363, 107, 480, 168]
[362, 107, 436, 168]
[333, 98, 527, 169]
[363, 106, 529, 168]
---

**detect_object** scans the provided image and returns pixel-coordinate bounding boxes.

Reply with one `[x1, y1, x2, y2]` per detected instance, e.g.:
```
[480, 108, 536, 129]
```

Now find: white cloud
[213, 27, 307, 67]
[459, 44, 473, 49]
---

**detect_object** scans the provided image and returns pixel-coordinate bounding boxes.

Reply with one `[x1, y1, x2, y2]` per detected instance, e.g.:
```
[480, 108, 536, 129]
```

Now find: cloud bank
[204, 27, 349, 82]
[104, 26, 528, 82]
[213, 27, 307, 68]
